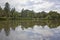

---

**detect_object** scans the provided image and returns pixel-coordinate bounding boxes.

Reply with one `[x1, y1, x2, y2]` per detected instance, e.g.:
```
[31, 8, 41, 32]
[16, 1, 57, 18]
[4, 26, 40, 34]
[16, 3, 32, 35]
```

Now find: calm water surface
[0, 20, 60, 40]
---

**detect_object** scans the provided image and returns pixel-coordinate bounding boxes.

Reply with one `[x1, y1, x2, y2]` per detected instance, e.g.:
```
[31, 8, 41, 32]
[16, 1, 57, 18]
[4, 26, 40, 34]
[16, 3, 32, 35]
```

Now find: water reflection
[0, 20, 60, 40]
[0, 20, 21, 36]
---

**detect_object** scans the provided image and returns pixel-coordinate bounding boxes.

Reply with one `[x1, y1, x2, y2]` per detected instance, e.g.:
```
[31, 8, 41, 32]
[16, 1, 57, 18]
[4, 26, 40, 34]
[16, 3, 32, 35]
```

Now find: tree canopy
[0, 2, 60, 20]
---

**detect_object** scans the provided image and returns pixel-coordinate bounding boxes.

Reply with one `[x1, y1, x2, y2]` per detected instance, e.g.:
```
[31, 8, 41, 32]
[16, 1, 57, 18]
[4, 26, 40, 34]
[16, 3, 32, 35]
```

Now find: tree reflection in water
[0, 20, 60, 36]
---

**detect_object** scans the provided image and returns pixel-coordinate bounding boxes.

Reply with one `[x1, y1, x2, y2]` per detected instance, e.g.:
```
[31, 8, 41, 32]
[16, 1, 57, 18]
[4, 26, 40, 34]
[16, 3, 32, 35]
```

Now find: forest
[0, 2, 60, 20]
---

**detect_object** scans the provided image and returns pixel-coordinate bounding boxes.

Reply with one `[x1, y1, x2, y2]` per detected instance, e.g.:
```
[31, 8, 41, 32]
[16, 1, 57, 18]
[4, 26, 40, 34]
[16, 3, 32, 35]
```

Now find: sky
[0, 0, 60, 12]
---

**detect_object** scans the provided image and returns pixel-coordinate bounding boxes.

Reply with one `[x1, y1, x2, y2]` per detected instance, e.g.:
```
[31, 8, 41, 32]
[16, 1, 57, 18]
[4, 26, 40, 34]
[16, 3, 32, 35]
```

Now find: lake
[0, 20, 60, 40]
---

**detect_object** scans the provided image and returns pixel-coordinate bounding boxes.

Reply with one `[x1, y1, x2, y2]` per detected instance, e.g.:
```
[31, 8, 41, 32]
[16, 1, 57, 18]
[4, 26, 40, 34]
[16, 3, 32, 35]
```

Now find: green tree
[46, 11, 60, 20]
[0, 6, 2, 17]
[0, 6, 2, 11]
[4, 2, 10, 17]
[11, 8, 15, 17]
[40, 11, 47, 19]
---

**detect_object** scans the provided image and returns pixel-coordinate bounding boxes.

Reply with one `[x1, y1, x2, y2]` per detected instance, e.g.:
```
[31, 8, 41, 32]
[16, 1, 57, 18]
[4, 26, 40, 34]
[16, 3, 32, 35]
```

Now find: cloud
[0, 0, 60, 12]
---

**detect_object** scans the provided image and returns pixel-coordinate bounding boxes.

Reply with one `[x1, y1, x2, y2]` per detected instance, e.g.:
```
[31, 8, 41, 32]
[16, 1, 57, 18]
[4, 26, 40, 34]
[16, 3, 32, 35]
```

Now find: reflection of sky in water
[0, 25, 60, 40]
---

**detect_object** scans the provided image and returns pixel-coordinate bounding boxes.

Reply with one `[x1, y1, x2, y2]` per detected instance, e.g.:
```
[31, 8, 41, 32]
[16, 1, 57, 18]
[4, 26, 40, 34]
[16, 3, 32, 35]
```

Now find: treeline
[0, 2, 60, 20]
[0, 2, 20, 20]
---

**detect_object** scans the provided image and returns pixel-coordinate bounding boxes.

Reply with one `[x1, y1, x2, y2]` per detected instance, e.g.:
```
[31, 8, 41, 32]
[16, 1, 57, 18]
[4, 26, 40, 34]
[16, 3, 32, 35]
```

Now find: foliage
[0, 2, 60, 20]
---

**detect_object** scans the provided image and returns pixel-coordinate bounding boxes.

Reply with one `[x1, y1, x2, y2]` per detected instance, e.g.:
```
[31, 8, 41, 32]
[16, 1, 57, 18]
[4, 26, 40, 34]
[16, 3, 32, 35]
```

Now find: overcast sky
[0, 0, 60, 12]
